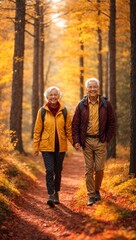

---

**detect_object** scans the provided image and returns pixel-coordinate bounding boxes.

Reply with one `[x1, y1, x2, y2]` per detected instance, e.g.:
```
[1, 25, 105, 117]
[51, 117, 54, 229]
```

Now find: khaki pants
[83, 137, 107, 197]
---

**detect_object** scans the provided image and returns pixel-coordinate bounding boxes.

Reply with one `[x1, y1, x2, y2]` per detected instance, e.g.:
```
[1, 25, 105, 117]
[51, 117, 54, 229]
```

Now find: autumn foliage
[0, 137, 136, 239]
[0, 0, 136, 239]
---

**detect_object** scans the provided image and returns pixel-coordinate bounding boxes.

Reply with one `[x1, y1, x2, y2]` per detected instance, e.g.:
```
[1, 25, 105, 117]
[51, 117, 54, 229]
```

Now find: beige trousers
[83, 137, 107, 197]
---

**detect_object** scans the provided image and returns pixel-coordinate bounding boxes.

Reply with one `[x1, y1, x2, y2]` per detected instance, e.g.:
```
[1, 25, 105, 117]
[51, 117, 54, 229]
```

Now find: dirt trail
[2, 152, 136, 240]
[2, 153, 88, 240]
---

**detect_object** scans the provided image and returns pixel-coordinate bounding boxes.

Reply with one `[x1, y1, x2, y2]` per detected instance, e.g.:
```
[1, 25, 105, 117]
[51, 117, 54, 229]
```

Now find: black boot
[54, 192, 60, 204]
[47, 194, 55, 207]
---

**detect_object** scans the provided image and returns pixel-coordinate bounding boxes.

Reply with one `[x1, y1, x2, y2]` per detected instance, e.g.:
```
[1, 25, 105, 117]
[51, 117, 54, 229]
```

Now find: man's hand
[74, 143, 80, 151]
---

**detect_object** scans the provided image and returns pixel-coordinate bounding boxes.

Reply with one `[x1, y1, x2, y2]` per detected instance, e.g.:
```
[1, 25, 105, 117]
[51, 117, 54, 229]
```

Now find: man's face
[87, 81, 99, 99]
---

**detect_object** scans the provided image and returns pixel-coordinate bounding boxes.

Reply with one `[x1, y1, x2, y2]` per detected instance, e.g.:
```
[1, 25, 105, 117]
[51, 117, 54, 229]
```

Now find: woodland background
[0, 1, 136, 239]
[0, 0, 131, 150]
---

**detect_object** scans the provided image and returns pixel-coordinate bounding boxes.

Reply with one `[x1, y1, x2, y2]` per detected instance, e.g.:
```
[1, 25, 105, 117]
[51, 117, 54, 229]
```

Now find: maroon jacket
[72, 96, 115, 149]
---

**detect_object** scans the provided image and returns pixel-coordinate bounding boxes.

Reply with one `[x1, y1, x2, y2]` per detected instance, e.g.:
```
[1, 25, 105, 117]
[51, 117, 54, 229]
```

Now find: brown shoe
[95, 191, 101, 201]
[87, 197, 95, 206]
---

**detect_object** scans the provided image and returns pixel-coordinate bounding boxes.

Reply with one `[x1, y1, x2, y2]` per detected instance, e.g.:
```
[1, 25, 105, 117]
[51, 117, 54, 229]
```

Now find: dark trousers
[42, 152, 65, 195]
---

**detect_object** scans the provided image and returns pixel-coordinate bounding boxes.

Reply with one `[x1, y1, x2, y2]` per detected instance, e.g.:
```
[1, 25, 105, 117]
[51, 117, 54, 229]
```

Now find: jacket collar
[44, 103, 65, 113]
[83, 95, 106, 108]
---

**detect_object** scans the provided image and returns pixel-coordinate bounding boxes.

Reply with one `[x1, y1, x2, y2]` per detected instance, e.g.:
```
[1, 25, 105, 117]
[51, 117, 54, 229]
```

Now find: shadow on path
[1, 153, 136, 240]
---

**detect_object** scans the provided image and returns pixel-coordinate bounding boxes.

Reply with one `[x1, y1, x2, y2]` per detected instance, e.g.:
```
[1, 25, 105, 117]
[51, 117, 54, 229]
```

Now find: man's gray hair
[44, 86, 62, 101]
[85, 78, 100, 88]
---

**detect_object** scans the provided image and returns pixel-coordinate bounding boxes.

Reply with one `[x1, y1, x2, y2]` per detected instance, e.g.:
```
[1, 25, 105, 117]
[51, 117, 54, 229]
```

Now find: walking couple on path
[33, 78, 115, 207]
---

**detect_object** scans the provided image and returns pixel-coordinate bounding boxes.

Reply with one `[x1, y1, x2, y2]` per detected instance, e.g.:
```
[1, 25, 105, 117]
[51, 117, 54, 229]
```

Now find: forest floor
[1, 152, 136, 240]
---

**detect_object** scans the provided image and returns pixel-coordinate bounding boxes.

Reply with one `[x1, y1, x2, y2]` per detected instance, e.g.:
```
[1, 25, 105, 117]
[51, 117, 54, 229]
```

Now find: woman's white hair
[44, 86, 62, 101]
[85, 78, 100, 88]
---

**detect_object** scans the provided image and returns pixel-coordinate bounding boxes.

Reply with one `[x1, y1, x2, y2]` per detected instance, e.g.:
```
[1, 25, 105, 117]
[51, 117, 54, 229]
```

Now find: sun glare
[51, 13, 66, 28]
[52, 0, 61, 2]
[51, 0, 66, 28]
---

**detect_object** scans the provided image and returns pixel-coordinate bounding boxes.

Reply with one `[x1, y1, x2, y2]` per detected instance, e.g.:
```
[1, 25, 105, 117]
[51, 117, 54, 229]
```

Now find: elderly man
[72, 78, 115, 206]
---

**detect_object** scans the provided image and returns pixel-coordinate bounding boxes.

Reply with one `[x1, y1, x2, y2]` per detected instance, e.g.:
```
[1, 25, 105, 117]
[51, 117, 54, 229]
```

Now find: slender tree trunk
[32, 0, 40, 137]
[45, 60, 51, 86]
[79, 41, 84, 99]
[107, 0, 116, 159]
[10, 0, 26, 154]
[105, 52, 109, 98]
[39, 3, 44, 107]
[97, 0, 103, 95]
[98, 28, 103, 95]
[129, 0, 136, 177]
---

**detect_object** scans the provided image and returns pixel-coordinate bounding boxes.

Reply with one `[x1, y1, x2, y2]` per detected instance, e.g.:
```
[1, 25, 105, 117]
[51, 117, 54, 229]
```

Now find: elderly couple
[33, 78, 115, 207]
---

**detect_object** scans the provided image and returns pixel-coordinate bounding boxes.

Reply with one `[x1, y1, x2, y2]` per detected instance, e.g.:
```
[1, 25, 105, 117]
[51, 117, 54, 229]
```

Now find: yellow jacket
[33, 104, 73, 152]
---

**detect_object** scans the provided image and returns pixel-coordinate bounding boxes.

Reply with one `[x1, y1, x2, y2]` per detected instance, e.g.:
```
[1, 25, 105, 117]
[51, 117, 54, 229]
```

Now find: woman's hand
[34, 151, 39, 156]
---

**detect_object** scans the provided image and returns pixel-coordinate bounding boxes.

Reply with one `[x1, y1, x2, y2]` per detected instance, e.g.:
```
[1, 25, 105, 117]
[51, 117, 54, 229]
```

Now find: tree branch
[25, 29, 34, 38]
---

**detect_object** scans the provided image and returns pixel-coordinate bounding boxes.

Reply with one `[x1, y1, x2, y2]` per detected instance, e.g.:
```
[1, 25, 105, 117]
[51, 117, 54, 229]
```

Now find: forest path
[2, 152, 136, 240]
[2, 152, 88, 240]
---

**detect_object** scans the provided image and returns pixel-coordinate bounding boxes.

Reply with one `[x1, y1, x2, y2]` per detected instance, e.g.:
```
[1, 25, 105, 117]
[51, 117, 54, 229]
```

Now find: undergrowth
[0, 125, 136, 239]
[70, 145, 136, 240]
[0, 125, 44, 227]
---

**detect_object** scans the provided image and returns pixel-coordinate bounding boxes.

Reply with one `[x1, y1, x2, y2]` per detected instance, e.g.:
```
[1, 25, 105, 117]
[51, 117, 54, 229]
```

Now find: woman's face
[47, 89, 59, 106]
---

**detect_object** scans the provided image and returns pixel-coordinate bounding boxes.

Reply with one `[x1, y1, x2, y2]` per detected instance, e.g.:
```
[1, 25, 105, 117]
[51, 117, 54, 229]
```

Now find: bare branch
[25, 29, 34, 37]
[88, 0, 110, 18]
[25, 20, 34, 26]
[1, 7, 15, 11]
[6, 17, 15, 24]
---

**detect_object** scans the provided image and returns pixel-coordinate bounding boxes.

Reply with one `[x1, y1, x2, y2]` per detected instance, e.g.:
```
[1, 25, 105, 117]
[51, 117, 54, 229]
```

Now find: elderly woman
[33, 86, 73, 207]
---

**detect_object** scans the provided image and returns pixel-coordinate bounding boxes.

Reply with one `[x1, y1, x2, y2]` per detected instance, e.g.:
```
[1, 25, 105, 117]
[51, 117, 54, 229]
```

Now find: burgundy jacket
[72, 96, 115, 149]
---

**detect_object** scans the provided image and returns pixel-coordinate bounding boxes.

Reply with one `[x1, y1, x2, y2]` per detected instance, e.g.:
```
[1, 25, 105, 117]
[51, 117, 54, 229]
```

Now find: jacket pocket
[41, 131, 50, 140]
[40, 132, 50, 149]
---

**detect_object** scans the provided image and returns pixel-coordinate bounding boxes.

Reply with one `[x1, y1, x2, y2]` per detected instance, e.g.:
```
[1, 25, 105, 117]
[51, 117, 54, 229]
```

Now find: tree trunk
[32, 0, 40, 138]
[105, 52, 109, 98]
[79, 41, 84, 99]
[97, 0, 103, 95]
[45, 60, 51, 86]
[107, 0, 116, 159]
[39, 3, 44, 107]
[10, 0, 26, 154]
[129, 0, 136, 177]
